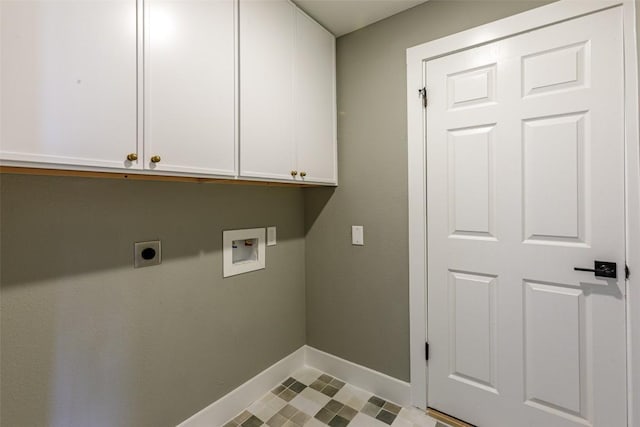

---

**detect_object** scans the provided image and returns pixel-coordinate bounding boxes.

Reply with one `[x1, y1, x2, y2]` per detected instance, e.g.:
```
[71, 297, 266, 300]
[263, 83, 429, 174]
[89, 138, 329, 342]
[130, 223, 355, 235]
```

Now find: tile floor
[223, 367, 450, 427]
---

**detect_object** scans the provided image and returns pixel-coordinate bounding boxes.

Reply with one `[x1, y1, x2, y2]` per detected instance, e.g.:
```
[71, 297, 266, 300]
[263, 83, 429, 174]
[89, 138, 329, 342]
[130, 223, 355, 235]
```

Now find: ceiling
[292, 0, 429, 37]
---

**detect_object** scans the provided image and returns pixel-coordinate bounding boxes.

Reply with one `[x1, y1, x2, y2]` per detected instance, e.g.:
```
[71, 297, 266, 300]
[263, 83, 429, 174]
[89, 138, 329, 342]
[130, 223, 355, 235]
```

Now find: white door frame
[406, 0, 640, 423]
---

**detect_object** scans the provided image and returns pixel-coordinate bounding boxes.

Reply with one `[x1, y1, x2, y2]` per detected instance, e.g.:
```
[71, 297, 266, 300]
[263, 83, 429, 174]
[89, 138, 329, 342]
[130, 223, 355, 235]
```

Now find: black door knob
[574, 261, 617, 278]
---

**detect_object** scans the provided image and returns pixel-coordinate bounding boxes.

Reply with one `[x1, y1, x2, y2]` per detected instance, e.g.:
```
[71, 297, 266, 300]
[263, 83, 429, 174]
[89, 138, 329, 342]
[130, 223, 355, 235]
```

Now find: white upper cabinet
[294, 10, 336, 184]
[239, 1, 336, 184]
[145, 0, 236, 176]
[239, 0, 296, 181]
[1, 0, 336, 185]
[1, 0, 139, 169]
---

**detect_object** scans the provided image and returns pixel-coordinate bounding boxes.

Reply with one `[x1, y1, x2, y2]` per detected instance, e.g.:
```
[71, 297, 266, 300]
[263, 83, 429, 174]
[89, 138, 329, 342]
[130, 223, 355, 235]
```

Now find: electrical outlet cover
[352, 226, 364, 245]
[134, 240, 161, 268]
[267, 226, 277, 246]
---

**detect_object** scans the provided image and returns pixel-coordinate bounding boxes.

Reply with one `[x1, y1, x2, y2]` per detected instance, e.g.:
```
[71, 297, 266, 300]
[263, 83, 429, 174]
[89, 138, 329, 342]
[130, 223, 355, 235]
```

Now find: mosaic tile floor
[223, 367, 450, 427]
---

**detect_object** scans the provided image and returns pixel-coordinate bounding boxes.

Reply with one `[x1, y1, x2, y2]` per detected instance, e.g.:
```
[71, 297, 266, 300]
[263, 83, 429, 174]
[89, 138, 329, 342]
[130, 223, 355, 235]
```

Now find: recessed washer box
[223, 228, 266, 277]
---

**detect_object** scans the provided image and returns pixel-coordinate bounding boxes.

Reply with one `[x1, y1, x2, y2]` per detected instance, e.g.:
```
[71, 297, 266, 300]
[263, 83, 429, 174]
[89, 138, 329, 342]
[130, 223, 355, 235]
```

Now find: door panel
[426, 8, 625, 427]
[523, 112, 588, 244]
[294, 9, 336, 184]
[448, 125, 496, 238]
[449, 271, 498, 393]
[240, 0, 295, 180]
[447, 64, 497, 110]
[522, 42, 588, 97]
[145, 0, 236, 175]
[524, 281, 587, 420]
[1, 0, 138, 169]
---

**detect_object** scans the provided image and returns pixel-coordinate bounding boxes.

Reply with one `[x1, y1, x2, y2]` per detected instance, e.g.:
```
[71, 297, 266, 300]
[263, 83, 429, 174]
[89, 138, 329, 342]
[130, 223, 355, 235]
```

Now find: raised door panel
[447, 124, 495, 239]
[522, 113, 587, 245]
[294, 10, 336, 184]
[524, 281, 589, 423]
[522, 42, 588, 98]
[1, 0, 138, 169]
[145, 0, 236, 176]
[240, 0, 295, 180]
[449, 271, 498, 394]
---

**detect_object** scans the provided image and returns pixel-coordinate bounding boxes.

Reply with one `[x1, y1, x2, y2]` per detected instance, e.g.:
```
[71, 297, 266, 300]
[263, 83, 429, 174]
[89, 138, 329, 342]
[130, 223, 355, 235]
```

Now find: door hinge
[425, 342, 429, 361]
[418, 87, 427, 108]
[626, 265, 630, 280]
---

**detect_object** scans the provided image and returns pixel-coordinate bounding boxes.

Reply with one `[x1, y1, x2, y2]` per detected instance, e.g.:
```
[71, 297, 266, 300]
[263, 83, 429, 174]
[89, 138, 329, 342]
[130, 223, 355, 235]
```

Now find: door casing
[406, 0, 640, 424]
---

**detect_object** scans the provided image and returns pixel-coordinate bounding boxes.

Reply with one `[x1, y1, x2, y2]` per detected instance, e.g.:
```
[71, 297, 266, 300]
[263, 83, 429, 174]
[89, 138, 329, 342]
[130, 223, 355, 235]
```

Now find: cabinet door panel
[1, 0, 138, 169]
[294, 11, 336, 184]
[240, 0, 295, 180]
[145, 0, 236, 176]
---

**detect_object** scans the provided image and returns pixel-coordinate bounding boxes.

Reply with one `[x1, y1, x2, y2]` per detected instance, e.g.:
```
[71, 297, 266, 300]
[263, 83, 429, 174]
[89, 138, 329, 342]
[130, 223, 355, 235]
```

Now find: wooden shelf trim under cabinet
[0, 167, 314, 188]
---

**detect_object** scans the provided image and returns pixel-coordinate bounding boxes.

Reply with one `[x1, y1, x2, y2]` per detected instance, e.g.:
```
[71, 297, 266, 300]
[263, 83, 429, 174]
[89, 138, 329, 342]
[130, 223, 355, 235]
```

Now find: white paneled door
[426, 8, 625, 427]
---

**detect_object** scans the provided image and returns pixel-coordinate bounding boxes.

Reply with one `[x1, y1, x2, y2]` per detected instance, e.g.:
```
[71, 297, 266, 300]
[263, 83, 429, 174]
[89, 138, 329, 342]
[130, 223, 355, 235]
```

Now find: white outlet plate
[134, 240, 161, 268]
[352, 226, 364, 245]
[267, 226, 277, 246]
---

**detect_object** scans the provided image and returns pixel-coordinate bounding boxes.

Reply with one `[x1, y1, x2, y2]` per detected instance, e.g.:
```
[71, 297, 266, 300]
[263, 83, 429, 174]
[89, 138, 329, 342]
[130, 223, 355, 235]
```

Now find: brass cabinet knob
[290, 170, 298, 177]
[300, 171, 307, 178]
[151, 155, 161, 163]
[126, 153, 138, 161]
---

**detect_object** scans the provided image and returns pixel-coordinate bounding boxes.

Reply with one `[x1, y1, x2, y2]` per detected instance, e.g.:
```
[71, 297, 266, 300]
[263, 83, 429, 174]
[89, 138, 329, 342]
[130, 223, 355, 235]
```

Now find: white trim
[304, 346, 412, 406]
[406, 1, 640, 422]
[177, 346, 412, 427]
[623, 1, 640, 425]
[177, 347, 306, 427]
[406, 0, 620, 66]
[407, 50, 428, 408]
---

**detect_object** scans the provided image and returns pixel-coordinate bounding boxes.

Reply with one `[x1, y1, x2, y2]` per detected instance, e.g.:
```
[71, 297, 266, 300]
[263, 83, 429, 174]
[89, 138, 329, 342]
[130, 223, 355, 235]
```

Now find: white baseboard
[303, 345, 411, 406]
[177, 347, 306, 427]
[177, 345, 412, 426]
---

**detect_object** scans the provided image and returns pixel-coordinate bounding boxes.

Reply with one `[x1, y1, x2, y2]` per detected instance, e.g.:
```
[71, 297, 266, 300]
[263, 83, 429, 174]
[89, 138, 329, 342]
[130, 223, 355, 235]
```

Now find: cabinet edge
[0, 166, 327, 188]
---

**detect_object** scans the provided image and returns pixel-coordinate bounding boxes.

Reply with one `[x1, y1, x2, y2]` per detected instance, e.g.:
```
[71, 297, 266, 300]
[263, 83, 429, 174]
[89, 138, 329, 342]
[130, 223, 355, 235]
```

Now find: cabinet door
[1, 0, 138, 169]
[145, 0, 236, 176]
[240, 0, 295, 180]
[294, 11, 337, 184]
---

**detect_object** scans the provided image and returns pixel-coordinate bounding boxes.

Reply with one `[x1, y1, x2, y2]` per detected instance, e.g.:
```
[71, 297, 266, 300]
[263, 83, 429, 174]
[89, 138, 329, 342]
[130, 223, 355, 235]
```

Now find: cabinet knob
[300, 171, 307, 178]
[291, 170, 298, 177]
[151, 155, 161, 163]
[126, 153, 138, 161]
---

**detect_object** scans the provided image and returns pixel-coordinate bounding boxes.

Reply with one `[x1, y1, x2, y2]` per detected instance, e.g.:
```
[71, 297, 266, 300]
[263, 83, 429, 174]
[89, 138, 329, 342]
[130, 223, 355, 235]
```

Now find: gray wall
[1, 175, 305, 427]
[304, 0, 559, 382]
[2, 1, 638, 426]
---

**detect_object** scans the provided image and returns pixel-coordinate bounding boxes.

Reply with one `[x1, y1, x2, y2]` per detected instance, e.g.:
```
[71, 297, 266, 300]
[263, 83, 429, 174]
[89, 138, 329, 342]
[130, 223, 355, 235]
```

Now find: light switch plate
[267, 226, 277, 246]
[134, 240, 161, 268]
[352, 226, 364, 245]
